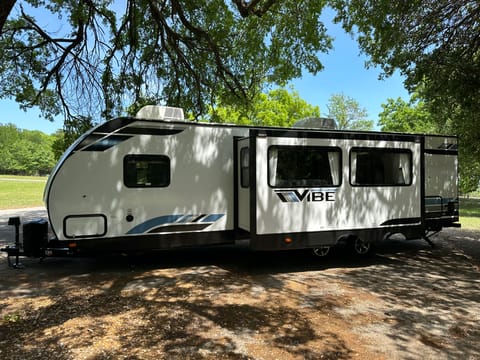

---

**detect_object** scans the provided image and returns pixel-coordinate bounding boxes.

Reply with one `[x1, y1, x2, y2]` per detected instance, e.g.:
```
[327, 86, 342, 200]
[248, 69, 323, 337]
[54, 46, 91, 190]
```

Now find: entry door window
[240, 147, 249, 188]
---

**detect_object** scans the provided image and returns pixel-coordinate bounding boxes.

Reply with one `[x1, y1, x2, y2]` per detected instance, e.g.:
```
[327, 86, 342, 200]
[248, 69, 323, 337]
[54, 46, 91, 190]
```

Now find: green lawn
[0, 175, 47, 209]
[459, 197, 480, 230]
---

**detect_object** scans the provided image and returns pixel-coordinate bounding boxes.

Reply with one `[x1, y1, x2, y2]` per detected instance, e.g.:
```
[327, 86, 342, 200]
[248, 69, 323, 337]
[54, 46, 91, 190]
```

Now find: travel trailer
[3, 106, 460, 259]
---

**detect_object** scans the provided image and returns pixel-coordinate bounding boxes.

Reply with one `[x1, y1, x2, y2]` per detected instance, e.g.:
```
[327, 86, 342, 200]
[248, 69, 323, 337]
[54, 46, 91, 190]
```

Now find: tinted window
[268, 146, 341, 187]
[350, 148, 412, 186]
[240, 147, 249, 188]
[124, 155, 170, 188]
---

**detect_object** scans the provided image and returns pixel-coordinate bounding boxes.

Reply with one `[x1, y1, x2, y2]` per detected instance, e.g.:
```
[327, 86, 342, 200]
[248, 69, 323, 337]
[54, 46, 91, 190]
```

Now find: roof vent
[135, 105, 185, 121]
[292, 117, 337, 130]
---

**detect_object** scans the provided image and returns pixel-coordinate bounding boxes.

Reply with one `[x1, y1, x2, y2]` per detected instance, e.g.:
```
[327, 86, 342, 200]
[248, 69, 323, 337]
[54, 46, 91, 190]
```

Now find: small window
[268, 146, 341, 188]
[350, 148, 412, 186]
[124, 155, 170, 188]
[240, 147, 249, 188]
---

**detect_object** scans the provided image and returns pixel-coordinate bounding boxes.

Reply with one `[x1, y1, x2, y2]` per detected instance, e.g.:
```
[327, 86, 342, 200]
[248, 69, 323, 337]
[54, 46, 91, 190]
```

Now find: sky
[291, 9, 409, 125]
[0, 8, 409, 135]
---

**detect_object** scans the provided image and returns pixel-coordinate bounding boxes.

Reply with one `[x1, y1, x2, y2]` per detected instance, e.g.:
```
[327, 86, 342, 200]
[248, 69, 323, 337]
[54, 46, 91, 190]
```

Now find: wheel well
[337, 234, 358, 244]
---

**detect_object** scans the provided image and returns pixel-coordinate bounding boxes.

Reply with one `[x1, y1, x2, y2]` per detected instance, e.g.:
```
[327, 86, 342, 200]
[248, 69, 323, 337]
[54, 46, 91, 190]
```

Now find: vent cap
[292, 117, 337, 130]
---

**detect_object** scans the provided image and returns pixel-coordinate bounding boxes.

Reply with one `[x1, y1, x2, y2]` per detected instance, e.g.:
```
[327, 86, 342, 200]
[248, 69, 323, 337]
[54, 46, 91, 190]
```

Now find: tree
[326, 93, 373, 130]
[459, 161, 480, 195]
[330, 0, 480, 158]
[377, 93, 479, 194]
[0, 1, 15, 34]
[331, 0, 480, 193]
[51, 116, 96, 159]
[0, 0, 332, 125]
[0, 123, 56, 175]
[378, 95, 437, 134]
[208, 87, 320, 126]
[0, 123, 20, 173]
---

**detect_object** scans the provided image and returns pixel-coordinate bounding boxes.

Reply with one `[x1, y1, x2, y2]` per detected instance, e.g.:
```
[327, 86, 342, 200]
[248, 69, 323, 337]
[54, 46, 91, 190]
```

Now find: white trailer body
[45, 117, 248, 251]
[44, 107, 459, 253]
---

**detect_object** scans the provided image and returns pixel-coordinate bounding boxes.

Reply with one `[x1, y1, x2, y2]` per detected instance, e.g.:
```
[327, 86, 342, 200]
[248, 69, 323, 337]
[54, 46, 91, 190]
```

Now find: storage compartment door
[64, 214, 107, 238]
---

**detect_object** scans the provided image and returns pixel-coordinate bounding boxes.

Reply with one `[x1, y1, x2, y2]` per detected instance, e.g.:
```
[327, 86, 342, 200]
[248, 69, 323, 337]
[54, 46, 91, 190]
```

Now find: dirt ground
[0, 209, 479, 359]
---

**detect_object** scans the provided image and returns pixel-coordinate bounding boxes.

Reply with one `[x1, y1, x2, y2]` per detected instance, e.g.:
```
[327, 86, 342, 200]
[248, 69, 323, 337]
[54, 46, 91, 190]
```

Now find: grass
[0, 175, 47, 209]
[459, 197, 480, 230]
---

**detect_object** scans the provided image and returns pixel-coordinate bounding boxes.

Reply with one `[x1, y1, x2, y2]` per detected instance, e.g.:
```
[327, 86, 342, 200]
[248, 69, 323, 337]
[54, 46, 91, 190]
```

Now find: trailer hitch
[2, 217, 78, 267]
[2, 217, 24, 268]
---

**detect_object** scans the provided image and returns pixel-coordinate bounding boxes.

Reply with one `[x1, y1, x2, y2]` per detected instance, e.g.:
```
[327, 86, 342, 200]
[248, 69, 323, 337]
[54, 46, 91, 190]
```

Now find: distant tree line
[0, 123, 57, 175]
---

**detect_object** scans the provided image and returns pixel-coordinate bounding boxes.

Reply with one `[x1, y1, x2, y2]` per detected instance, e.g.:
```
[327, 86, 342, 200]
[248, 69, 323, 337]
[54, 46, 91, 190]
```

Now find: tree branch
[170, 0, 247, 99]
[232, 0, 278, 18]
[0, 0, 16, 35]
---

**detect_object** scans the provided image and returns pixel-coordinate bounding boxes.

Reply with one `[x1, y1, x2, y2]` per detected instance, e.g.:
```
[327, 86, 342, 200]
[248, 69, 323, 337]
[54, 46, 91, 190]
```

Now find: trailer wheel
[349, 236, 372, 256]
[313, 246, 330, 257]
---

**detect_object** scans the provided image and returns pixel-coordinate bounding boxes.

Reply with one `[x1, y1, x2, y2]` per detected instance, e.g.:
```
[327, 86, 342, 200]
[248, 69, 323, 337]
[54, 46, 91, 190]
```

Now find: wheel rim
[313, 246, 330, 257]
[354, 238, 371, 254]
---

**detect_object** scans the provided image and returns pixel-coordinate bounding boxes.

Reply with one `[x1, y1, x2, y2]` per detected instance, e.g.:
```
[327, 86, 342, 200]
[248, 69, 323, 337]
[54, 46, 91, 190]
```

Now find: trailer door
[236, 138, 250, 232]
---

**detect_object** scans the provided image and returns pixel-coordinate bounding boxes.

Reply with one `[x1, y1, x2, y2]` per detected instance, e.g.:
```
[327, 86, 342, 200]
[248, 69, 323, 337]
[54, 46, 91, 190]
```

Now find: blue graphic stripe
[201, 214, 224, 223]
[127, 214, 224, 234]
[126, 215, 184, 234]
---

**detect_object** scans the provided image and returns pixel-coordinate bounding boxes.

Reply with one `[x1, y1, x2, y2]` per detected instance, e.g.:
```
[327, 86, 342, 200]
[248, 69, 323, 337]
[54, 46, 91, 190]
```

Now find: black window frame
[349, 147, 413, 187]
[124, 154, 171, 188]
[268, 145, 342, 188]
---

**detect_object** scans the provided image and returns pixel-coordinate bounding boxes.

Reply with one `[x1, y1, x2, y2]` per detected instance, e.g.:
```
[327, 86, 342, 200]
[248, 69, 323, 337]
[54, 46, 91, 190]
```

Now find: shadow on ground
[0, 231, 479, 359]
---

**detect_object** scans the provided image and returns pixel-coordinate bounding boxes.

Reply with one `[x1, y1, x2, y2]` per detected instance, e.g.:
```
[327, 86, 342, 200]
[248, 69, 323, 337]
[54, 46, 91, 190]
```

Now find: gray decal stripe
[147, 224, 211, 233]
[117, 127, 185, 136]
[94, 117, 136, 133]
[192, 214, 207, 222]
[381, 218, 422, 226]
[73, 133, 105, 151]
[274, 191, 299, 202]
[82, 135, 132, 151]
[424, 149, 458, 155]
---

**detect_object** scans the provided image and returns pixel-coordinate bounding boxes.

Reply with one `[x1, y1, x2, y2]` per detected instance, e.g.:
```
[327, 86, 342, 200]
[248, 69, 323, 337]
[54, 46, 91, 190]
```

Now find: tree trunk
[0, 0, 16, 35]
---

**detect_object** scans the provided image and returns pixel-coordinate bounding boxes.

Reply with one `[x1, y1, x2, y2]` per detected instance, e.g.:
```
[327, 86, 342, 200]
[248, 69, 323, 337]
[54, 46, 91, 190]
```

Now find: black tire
[348, 236, 373, 256]
[312, 246, 331, 257]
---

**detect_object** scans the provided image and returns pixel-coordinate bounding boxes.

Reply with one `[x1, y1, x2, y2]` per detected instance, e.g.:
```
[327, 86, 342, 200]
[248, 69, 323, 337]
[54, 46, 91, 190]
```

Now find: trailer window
[240, 147, 249, 188]
[268, 146, 341, 187]
[350, 148, 412, 186]
[124, 155, 170, 188]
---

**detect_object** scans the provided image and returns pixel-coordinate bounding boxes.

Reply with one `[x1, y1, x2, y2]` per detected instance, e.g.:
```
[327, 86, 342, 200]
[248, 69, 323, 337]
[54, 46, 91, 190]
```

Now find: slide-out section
[240, 129, 424, 251]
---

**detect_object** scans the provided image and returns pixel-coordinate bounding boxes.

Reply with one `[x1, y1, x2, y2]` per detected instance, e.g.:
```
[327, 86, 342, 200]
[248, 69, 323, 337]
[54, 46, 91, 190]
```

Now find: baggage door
[236, 138, 250, 231]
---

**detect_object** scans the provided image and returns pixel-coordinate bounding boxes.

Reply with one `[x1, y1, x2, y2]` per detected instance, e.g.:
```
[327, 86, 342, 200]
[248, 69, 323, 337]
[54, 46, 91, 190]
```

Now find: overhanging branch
[0, 0, 16, 35]
[232, 0, 278, 18]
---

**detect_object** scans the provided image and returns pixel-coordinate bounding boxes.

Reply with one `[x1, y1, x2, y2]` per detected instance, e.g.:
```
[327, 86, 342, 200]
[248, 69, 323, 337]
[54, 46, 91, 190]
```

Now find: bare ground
[0, 209, 479, 359]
